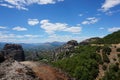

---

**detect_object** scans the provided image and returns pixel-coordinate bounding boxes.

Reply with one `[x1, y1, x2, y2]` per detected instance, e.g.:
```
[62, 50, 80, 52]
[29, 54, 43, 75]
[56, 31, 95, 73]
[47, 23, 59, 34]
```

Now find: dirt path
[21, 61, 69, 80]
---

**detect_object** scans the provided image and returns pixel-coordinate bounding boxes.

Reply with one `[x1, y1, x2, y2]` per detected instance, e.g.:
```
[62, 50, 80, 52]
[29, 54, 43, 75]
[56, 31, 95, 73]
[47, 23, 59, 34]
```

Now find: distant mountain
[44, 41, 65, 47]
[0, 42, 65, 50]
[21, 41, 65, 50]
[0, 42, 7, 50]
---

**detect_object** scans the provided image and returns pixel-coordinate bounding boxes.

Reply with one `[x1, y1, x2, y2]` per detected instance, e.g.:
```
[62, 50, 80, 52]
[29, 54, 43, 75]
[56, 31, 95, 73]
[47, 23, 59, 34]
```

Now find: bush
[117, 54, 120, 57]
[109, 64, 119, 72]
[96, 46, 102, 53]
[116, 48, 120, 52]
[102, 53, 110, 63]
[102, 46, 112, 55]
[102, 64, 107, 70]
[113, 58, 116, 61]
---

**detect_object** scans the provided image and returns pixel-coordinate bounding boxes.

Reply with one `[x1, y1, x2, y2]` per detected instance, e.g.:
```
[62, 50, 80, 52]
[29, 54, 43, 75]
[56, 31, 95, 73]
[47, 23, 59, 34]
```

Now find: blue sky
[0, 0, 120, 43]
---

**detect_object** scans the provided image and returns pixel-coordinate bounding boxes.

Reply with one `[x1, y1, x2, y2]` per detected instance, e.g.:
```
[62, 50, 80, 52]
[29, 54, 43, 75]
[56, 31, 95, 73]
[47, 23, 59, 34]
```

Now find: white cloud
[0, 3, 14, 8]
[105, 10, 120, 15]
[82, 17, 99, 25]
[40, 19, 82, 34]
[0, 26, 7, 29]
[0, 31, 41, 43]
[24, 34, 39, 38]
[108, 27, 120, 32]
[28, 19, 39, 26]
[12, 26, 27, 31]
[100, 0, 120, 12]
[64, 27, 82, 33]
[99, 27, 105, 30]
[79, 14, 83, 17]
[0, 0, 64, 10]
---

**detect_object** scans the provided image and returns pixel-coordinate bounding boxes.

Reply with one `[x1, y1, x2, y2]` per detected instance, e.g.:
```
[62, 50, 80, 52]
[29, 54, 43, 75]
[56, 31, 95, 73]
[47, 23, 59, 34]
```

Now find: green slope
[93, 30, 120, 44]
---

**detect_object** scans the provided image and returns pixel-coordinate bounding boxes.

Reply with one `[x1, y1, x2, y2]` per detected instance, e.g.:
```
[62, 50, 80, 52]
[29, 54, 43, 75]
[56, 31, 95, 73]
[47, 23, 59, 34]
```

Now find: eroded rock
[0, 44, 25, 61]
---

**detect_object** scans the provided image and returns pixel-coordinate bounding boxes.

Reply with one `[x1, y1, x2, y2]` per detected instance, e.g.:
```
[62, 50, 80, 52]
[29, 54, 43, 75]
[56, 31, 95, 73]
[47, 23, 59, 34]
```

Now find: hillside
[93, 30, 120, 44]
[52, 31, 120, 80]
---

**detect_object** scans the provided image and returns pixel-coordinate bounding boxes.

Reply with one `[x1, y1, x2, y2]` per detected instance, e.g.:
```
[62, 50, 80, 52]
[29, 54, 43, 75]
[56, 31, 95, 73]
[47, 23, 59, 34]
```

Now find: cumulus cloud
[64, 27, 82, 33]
[82, 17, 99, 25]
[40, 19, 82, 34]
[0, 26, 7, 29]
[28, 19, 39, 26]
[0, 0, 64, 10]
[12, 26, 27, 31]
[108, 27, 120, 32]
[100, 0, 120, 12]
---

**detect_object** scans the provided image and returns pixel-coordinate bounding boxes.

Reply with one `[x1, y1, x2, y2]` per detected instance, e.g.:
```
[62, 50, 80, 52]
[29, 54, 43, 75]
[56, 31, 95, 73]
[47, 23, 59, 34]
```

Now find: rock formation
[53, 40, 78, 60]
[0, 44, 25, 62]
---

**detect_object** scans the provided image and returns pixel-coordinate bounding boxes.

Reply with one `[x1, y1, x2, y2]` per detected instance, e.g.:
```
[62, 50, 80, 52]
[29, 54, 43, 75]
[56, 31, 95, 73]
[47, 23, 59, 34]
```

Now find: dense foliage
[93, 30, 120, 44]
[52, 46, 102, 80]
[101, 64, 120, 80]
[117, 48, 120, 52]
[102, 46, 111, 55]
[102, 53, 110, 63]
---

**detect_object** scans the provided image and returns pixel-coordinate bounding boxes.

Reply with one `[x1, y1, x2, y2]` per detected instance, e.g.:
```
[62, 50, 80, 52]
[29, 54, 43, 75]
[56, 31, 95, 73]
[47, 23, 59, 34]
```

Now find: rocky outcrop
[0, 59, 39, 80]
[53, 40, 78, 60]
[0, 44, 25, 62]
[67, 40, 78, 46]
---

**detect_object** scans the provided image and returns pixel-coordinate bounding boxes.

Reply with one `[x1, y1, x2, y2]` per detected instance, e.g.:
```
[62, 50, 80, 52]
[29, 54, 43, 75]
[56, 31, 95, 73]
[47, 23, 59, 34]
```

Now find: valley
[0, 30, 120, 80]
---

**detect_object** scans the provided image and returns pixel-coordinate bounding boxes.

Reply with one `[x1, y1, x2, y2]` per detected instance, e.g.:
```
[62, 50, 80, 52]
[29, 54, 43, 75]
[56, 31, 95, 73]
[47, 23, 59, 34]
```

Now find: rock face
[53, 40, 78, 60]
[0, 44, 25, 61]
[67, 40, 78, 46]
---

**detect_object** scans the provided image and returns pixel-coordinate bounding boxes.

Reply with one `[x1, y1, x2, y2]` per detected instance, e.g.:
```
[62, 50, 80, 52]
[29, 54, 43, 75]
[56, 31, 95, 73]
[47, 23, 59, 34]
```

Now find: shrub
[117, 54, 120, 57]
[116, 48, 120, 52]
[102, 53, 110, 63]
[102, 46, 112, 55]
[102, 64, 107, 70]
[96, 46, 101, 53]
[109, 64, 119, 72]
[113, 58, 116, 61]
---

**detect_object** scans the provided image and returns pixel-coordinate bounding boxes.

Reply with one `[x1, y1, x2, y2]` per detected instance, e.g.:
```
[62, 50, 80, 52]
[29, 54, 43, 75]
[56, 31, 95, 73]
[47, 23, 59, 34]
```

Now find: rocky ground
[0, 60, 70, 80]
[0, 59, 39, 80]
